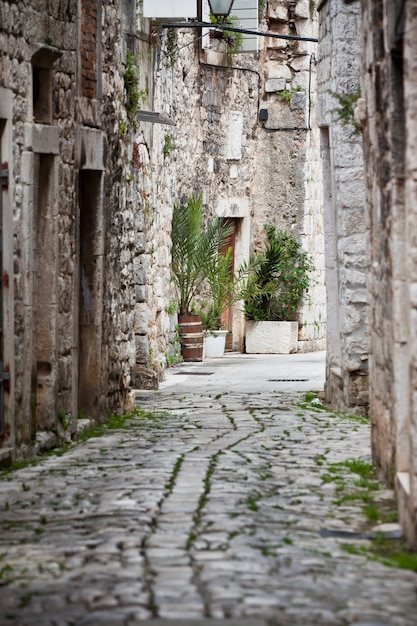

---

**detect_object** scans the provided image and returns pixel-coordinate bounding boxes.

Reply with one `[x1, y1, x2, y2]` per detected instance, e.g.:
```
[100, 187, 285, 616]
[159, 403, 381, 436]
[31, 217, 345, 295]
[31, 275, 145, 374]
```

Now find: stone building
[146, 0, 327, 355]
[359, 0, 417, 548]
[316, 0, 369, 415]
[317, 0, 417, 547]
[0, 0, 151, 461]
[0, 0, 327, 462]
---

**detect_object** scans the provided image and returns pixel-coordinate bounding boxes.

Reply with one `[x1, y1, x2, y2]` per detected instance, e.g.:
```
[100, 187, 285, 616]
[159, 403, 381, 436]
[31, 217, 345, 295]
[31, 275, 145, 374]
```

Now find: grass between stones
[341, 538, 417, 572]
[0, 407, 170, 477]
[299, 397, 417, 572]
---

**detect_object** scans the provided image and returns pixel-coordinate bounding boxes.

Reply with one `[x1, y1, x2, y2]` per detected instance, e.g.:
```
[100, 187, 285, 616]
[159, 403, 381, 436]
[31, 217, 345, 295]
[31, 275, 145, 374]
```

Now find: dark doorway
[78, 170, 103, 418]
[0, 131, 9, 436]
[34, 154, 57, 430]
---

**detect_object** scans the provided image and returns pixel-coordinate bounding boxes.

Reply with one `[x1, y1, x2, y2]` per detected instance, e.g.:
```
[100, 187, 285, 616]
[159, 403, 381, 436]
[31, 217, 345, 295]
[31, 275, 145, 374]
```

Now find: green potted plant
[244, 225, 314, 354]
[209, 14, 243, 61]
[170, 194, 231, 360]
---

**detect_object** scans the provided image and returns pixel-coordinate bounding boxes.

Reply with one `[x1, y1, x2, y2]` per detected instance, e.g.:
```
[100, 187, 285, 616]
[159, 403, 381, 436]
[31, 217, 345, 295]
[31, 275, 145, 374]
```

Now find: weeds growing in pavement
[341, 537, 417, 572]
[0, 407, 170, 477]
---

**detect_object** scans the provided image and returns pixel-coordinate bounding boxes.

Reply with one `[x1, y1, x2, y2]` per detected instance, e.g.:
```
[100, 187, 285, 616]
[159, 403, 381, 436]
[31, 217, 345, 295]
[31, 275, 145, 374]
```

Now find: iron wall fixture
[160, 20, 318, 44]
[259, 108, 268, 122]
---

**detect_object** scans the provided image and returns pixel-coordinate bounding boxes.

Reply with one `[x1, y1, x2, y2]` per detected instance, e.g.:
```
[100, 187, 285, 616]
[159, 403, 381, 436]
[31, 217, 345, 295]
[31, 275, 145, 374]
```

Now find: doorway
[0, 133, 7, 435]
[78, 170, 103, 418]
[220, 218, 240, 351]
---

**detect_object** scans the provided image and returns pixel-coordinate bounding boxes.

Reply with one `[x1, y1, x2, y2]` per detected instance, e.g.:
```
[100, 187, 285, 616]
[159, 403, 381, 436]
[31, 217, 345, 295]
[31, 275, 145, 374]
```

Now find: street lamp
[208, 0, 235, 18]
[161, 0, 318, 44]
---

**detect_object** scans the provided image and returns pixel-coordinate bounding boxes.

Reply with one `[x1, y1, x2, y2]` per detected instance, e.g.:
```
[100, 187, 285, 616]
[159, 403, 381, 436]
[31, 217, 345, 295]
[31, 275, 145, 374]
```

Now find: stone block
[75, 97, 101, 128]
[134, 256, 148, 285]
[265, 78, 286, 93]
[340, 208, 367, 237]
[245, 321, 298, 354]
[267, 63, 292, 80]
[35, 431, 58, 453]
[20, 151, 34, 185]
[136, 285, 146, 302]
[134, 211, 145, 232]
[345, 268, 367, 287]
[76, 126, 104, 170]
[291, 92, 306, 111]
[268, 4, 288, 21]
[0, 86, 12, 117]
[230, 164, 238, 178]
[290, 56, 310, 72]
[134, 365, 158, 390]
[134, 303, 149, 335]
[136, 335, 149, 363]
[227, 111, 243, 160]
[215, 196, 249, 218]
[137, 232, 146, 254]
[201, 49, 228, 69]
[24, 123, 60, 154]
[295, 0, 309, 19]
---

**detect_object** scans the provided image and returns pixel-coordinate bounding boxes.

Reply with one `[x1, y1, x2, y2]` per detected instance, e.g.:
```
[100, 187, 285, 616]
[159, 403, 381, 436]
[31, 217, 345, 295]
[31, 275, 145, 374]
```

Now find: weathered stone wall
[403, 0, 417, 548]
[316, 0, 369, 414]
[142, 27, 262, 355]
[144, 0, 326, 359]
[253, 0, 326, 351]
[360, 0, 417, 547]
[0, 0, 144, 458]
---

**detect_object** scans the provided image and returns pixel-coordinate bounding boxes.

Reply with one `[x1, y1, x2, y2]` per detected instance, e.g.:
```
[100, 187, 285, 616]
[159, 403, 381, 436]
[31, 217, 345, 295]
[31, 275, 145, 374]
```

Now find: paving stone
[0, 388, 416, 625]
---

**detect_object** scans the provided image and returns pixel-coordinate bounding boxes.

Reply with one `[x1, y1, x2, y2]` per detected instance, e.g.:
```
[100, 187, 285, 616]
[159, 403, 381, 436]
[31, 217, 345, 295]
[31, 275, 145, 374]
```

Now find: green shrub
[244, 225, 314, 321]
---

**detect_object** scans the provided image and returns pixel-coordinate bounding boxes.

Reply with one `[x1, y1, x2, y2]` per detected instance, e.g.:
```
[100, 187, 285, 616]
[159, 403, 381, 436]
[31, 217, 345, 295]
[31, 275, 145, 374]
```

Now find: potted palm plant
[170, 194, 232, 361]
[244, 225, 314, 354]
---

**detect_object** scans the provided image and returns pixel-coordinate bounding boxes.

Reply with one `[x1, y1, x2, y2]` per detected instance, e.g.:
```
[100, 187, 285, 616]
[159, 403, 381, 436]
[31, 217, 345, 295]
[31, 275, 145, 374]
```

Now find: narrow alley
[0, 353, 416, 626]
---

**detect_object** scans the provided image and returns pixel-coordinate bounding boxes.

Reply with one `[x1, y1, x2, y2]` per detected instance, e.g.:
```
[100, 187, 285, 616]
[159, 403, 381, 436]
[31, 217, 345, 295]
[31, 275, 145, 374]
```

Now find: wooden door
[220, 218, 237, 350]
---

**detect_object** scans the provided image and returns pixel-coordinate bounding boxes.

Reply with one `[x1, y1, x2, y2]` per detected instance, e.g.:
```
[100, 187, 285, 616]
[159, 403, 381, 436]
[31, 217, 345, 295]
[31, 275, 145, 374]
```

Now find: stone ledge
[24, 123, 60, 154]
[396, 471, 414, 548]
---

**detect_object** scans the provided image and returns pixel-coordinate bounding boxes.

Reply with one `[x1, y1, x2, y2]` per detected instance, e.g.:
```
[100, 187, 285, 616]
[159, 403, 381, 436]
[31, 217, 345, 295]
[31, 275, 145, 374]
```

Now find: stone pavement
[0, 353, 416, 626]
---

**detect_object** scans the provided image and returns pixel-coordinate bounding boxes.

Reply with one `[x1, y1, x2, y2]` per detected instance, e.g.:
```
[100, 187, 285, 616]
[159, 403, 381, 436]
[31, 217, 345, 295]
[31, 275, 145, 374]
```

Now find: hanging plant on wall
[124, 50, 147, 121]
[209, 14, 243, 56]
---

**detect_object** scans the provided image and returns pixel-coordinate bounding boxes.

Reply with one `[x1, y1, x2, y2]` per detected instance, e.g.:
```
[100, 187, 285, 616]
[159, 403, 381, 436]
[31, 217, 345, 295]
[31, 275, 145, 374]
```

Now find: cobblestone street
[0, 355, 416, 626]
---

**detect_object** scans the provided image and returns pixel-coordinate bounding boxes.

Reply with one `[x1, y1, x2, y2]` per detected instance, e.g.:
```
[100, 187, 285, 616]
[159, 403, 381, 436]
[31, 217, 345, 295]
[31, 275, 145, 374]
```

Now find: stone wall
[403, 0, 417, 549]
[316, 0, 369, 414]
[360, 0, 417, 547]
[0, 0, 144, 459]
[252, 0, 326, 351]
[145, 0, 326, 358]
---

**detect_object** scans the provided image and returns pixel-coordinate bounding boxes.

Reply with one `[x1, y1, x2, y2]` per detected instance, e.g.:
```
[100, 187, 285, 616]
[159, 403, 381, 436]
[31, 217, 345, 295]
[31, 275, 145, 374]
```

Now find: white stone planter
[245, 321, 298, 354]
[203, 330, 228, 358]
